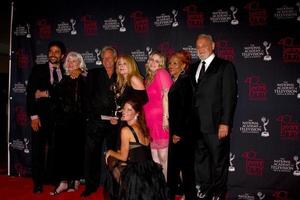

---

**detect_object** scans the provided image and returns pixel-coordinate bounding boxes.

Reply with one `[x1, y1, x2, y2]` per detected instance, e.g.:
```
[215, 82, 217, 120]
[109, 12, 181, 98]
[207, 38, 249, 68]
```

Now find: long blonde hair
[116, 54, 143, 92]
[145, 51, 166, 86]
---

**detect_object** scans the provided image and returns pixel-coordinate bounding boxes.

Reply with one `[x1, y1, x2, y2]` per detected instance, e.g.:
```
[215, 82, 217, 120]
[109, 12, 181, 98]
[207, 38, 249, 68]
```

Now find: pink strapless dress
[144, 68, 173, 149]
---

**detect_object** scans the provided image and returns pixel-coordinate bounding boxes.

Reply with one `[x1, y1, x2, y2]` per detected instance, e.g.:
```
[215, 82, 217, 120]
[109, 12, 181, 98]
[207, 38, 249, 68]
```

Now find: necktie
[197, 61, 206, 83]
[52, 67, 59, 84]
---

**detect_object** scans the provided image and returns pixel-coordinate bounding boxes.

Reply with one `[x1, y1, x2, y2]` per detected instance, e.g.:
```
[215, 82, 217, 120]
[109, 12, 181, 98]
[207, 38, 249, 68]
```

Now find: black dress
[52, 75, 86, 181]
[115, 85, 148, 146]
[167, 72, 195, 199]
[119, 125, 169, 200]
[117, 85, 148, 109]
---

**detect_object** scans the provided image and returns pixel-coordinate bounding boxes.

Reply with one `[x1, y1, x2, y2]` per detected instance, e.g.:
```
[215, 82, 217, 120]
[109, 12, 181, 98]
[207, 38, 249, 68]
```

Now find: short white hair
[100, 46, 117, 59]
[196, 34, 214, 43]
[64, 51, 88, 76]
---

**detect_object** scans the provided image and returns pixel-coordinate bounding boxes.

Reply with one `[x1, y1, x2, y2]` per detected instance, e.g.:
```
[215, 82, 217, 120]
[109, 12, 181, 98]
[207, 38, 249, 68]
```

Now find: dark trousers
[168, 139, 196, 200]
[83, 120, 117, 190]
[194, 132, 230, 197]
[31, 116, 55, 186]
[53, 115, 85, 182]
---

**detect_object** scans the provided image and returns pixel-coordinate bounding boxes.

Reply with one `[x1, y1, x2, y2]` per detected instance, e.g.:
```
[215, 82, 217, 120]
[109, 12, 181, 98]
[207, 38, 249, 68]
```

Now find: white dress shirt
[195, 53, 215, 83]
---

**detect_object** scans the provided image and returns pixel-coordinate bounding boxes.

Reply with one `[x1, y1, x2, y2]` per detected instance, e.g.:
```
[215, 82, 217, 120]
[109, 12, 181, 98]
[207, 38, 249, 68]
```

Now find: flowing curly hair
[115, 54, 143, 92]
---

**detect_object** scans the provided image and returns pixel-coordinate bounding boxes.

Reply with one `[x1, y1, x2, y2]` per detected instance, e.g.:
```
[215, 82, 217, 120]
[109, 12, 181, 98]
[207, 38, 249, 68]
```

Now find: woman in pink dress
[144, 51, 173, 180]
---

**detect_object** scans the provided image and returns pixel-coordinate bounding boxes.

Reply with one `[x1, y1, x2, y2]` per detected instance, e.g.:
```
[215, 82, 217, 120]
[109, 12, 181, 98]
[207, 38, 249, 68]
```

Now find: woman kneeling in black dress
[105, 99, 169, 200]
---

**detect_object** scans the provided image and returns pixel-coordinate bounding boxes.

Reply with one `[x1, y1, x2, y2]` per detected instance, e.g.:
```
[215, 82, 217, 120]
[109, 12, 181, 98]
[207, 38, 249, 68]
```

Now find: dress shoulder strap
[127, 125, 140, 144]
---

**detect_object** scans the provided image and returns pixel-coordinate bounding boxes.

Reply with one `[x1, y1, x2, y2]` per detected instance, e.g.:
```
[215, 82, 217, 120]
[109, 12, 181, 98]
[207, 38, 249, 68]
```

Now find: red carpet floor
[0, 175, 109, 200]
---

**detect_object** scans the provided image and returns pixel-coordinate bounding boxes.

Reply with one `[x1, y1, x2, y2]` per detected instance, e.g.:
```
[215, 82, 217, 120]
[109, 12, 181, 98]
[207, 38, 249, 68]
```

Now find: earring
[134, 115, 138, 120]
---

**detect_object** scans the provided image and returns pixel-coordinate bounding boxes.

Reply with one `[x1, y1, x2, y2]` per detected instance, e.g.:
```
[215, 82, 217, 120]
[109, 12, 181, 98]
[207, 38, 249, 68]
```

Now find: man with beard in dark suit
[26, 41, 66, 193]
[189, 34, 237, 200]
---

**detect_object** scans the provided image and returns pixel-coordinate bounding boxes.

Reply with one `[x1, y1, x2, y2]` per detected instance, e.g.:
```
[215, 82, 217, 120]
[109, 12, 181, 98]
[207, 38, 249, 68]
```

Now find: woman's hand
[105, 150, 112, 164]
[172, 135, 181, 144]
[162, 115, 169, 131]
[69, 68, 82, 79]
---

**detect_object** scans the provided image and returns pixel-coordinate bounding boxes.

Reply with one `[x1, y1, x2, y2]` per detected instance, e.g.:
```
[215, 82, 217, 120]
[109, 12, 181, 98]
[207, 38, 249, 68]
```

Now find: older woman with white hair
[50, 51, 88, 195]
[64, 51, 88, 77]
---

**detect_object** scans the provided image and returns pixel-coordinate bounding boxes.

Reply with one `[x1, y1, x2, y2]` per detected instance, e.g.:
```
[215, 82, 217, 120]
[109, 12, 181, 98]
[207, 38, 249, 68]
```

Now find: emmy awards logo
[263, 41, 272, 61]
[228, 152, 235, 172]
[195, 185, 206, 199]
[26, 24, 31, 38]
[23, 138, 30, 154]
[297, 78, 300, 99]
[118, 15, 126, 32]
[95, 48, 102, 65]
[70, 18, 77, 35]
[296, 2, 300, 21]
[230, 6, 239, 25]
[293, 155, 300, 176]
[261, 116, 269, 137]
[112, 83, 121, 117]
[146, 46, 152, 56]
[257, 192, 266, 200]
[172, 9, 179, 27]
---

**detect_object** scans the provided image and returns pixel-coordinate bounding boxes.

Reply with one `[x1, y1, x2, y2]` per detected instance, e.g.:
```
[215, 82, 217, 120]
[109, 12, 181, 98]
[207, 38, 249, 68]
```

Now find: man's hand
[31, 118, 41, 132]
[218, 124, 229, 140]
[110, 117, 119, 125]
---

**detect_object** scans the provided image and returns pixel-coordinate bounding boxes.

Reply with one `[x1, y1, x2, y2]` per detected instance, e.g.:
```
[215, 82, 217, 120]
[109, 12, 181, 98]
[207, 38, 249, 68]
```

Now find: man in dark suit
[26, 41, 66, 193]
[189, 34, 237, 200]
[81, 46, 118, 197]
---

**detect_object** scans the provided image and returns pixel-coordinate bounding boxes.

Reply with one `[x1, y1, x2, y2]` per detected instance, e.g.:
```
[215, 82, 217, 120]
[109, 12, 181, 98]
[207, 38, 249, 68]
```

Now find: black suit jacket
[168, 72, 193, 138]
[26, 62, 64, 118]
[189, 56, 237, 134]
[85, 67, 116, 120]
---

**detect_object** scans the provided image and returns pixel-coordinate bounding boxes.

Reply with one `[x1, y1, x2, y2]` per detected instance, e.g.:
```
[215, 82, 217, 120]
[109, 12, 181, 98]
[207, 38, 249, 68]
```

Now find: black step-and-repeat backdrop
[9, 0, 300, 199]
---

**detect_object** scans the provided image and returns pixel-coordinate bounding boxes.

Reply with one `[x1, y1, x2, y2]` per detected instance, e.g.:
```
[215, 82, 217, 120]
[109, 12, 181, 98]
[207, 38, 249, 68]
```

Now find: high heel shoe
[75, 180, 80, 190]
[49, 181, 68, 196]
[67, 180, 80, 192]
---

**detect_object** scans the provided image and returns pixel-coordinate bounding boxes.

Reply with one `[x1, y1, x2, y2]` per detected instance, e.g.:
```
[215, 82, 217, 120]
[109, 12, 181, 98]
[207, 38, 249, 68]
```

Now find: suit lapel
[44, 63, 51, 85]
[190, 61, 200, 88]
[205, 57, 219, 75]
[169, 80, 176, 93]
[197, 57, 219, 85]
[59, 63, 65, 76]
[169, 73, 183, 93]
